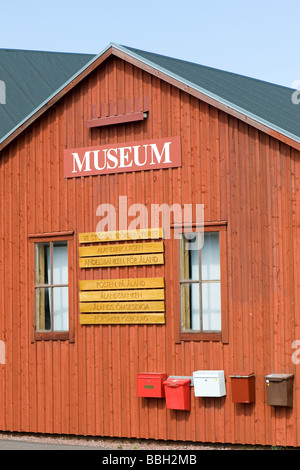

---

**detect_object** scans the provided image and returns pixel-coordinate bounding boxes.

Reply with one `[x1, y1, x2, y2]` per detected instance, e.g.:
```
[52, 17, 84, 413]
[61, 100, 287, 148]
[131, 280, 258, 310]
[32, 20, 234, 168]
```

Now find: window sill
[35, 331, 69, 341]
[180, 332, 222, 342]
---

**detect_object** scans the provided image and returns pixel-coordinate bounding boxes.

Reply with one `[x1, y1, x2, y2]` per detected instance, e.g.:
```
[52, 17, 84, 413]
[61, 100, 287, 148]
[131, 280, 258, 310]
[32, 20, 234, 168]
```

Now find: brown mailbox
[229, 372, 255, 403]
[265, 373, 294, 407]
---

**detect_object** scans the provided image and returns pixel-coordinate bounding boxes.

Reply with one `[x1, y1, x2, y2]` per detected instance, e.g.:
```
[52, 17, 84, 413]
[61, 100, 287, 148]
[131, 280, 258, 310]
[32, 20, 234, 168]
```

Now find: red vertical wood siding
[0, 55, 299, 446]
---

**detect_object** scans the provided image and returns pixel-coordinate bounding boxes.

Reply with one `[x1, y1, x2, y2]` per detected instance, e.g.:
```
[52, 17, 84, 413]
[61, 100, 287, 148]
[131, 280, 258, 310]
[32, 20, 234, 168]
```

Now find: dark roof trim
[1, 43, 299, 152]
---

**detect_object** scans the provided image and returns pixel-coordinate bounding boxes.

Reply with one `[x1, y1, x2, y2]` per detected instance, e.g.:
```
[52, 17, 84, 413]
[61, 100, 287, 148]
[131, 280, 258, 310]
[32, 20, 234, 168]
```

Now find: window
[35, 240, 69, 335]
[179, 230, 225, 339]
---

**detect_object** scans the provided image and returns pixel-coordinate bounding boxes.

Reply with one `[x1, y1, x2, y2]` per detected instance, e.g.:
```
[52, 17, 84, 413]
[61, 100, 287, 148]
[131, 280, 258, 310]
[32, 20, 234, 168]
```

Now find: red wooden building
[0, 43, 300, 447]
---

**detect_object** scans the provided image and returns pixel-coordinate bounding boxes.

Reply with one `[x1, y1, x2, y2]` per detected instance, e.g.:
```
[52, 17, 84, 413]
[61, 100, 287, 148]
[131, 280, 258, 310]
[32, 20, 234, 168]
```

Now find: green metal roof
[0, 49, 95, 141]
[121, 45, 300, 144]
[0, 43, 299, 147]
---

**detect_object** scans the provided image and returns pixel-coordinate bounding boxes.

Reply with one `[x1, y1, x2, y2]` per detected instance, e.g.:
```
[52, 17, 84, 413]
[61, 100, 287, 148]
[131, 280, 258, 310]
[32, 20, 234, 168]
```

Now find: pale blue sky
[0, 0, 299, 88]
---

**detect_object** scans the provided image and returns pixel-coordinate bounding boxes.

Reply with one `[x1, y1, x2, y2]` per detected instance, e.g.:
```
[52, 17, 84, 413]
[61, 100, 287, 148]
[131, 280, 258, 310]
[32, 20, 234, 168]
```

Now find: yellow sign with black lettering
[79, 277, 164, 291]
[79, 242, 163, 257]
[79, 253, 164, 268]
[80, 301, 165, 313]
[79, 228, 163, 243]
[80, 313, 165, 325]
[80, 289, 165, 302]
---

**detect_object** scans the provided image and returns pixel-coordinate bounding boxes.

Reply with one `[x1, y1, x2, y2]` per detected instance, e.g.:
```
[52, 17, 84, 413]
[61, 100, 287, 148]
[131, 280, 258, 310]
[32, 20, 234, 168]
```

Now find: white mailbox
[193, 370, 226, 397]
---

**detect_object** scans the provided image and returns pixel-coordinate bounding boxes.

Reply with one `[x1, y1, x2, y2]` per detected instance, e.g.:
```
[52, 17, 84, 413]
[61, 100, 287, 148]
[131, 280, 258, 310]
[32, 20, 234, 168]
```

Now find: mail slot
[193, 370, 226, 397]
[137, 373, 167, 398]
[265, 373, 294, 407]
[163, 378, 191, 410]
[229, 373, 255, 403]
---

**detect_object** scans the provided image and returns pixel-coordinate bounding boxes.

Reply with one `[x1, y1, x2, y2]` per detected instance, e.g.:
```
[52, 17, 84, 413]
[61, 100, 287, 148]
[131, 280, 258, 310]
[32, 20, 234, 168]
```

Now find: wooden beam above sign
[85, 111, 148, 128]
[85, 97, 149, 128]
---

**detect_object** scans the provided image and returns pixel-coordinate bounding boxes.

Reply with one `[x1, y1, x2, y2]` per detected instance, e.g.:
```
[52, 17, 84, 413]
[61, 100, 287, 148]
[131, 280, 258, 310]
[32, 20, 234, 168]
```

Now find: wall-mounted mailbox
[229, 372, 255, 403]
[265, 373, 294, 407]
[163, 378, 191, 410]
[137, 373, 167, 398]
[193, 370, 226, 397]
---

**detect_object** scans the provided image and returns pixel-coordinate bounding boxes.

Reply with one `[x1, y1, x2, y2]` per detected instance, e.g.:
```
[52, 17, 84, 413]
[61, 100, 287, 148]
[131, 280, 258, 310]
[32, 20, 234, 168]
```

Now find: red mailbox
[163, 378, 191, 410]
[137, 373, 167, 398]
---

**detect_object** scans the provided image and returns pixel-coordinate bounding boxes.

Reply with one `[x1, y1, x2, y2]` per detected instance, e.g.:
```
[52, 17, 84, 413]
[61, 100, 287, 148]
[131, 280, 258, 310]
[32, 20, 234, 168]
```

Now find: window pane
[180, 284, 190, 330]
[202, 282, 221, 331]
[180, 231, 222, 335]
[35, 243, 50, 285]
[35, 287, 51, 331]
[190, 283, 200, 330]
[53, 287, 69, 331]
[53, 242, 68, 285]
[180, 283, 200, 331]
[180, 234, 199, 281]
[201, 232, 220, 281]
[189, 248, 199, 281]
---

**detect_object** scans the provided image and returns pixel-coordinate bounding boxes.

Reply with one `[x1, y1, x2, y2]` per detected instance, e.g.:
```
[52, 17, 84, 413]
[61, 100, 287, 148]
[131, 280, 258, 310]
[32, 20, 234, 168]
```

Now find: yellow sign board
[79, 228, 163, 243]
[80, 289, 165, 302]
[79, 301, 165, 313]
[78, 228, 166, 325]
[79, 313, 165, 325]
[79, 241, 164, 258]
[79, 277, 164, 291]
[79, 253, 164, 268]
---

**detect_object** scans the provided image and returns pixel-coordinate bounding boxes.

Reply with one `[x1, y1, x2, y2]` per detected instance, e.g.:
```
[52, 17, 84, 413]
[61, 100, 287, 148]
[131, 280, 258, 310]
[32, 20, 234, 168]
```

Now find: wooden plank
[80, 289, 165, 302]
[79, 277, 164, 291]
[80, 300, 165, 313]
[79, 241, 164, 257]
[78, 228, 163, 243]
[85, 110, 147, 128]
[79, 313, 165, 325]
[79, 253, 164, 268]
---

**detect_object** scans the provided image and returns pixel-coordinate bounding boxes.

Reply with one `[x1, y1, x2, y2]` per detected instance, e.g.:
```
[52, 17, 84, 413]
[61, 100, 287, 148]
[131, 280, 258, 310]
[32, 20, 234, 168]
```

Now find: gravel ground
[0, 432, 242, 450]
[0, 432, 284, 450]
[0, 432, 293, 453]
